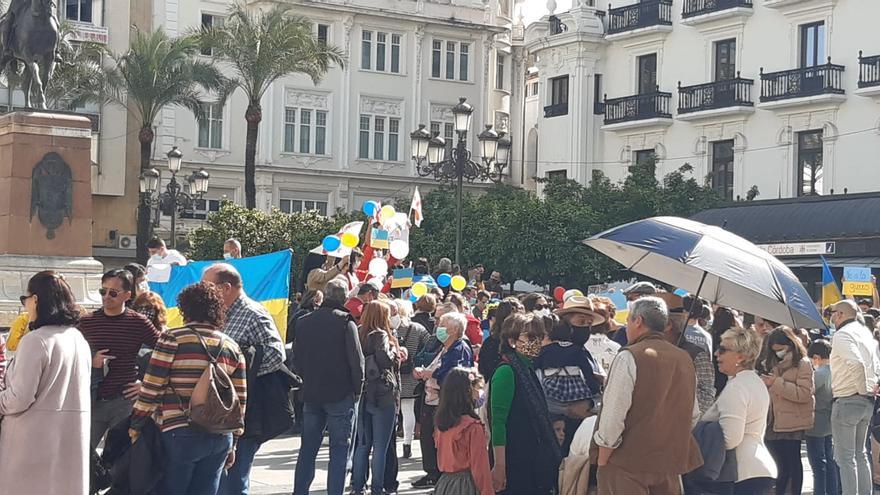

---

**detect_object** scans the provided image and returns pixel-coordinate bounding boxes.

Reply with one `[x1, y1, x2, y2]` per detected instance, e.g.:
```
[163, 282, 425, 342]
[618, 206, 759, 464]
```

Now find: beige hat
[555, 295, 606, 326]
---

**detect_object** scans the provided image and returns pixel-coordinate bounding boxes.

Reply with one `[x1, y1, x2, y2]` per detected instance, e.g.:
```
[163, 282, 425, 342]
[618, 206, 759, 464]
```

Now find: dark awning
[691, 192, 880, 244]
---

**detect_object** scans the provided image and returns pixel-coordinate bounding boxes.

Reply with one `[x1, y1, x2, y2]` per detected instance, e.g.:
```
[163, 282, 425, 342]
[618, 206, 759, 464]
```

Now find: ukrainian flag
[149, 250, 292, 341]
[821, 256, 842, 311]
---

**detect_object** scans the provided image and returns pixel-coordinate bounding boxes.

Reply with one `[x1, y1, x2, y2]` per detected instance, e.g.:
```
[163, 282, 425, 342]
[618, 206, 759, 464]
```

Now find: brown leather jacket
[768, 356, 815, 433]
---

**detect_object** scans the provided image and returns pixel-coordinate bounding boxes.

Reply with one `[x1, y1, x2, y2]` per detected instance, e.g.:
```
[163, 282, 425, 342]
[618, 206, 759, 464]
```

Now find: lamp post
[139, 146, 210, 249]
[410, 97, 511, 266]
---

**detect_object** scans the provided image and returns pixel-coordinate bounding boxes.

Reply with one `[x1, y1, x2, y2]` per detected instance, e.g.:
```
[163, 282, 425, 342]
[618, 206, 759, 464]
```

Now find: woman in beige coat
[0, 271, 92, 495]
[758, 326, 814, 495]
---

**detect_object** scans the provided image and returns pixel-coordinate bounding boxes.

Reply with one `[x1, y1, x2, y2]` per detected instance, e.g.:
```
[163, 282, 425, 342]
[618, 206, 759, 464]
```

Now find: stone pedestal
[0, 112, 103, 326]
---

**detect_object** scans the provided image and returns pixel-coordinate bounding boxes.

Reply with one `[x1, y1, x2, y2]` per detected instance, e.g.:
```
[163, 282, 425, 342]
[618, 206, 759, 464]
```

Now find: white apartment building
[515, 0, 880, 201]
[145, 0, 513, 244]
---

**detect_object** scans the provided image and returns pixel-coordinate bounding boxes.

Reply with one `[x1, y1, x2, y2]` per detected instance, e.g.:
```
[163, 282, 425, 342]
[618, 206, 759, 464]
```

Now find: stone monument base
[0, 255, 103, 327]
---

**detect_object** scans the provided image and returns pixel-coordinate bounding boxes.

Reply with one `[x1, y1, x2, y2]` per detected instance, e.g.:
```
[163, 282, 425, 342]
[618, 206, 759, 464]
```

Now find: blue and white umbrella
[583, 216, 824, 329]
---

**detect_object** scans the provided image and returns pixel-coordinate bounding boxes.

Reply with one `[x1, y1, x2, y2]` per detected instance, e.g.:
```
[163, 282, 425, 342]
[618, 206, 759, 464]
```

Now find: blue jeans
[293, 395, 357, 495]
[831, 396, 874, 495]
[806, 435, 841, 495]
[351, 401, 397, 494]
[218, 436, 262, 495]
[161, 427, 233, 495]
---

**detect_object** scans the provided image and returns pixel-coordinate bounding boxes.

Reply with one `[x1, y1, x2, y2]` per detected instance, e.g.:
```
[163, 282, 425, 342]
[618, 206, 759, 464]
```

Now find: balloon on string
[411, 282, 428, 298]
[368, 258, 388, 277]
[389, 239, 409, 259]
[379, 205, 396, 224]
[409, 293, 419, 303]
[450, 275, 467, 291]
[322, 235, 341, 252]
[553, 286, 566, 301]
[362, 200, 379, 216]
[340, 232, 359, 248]
[437, 273, 452, 288]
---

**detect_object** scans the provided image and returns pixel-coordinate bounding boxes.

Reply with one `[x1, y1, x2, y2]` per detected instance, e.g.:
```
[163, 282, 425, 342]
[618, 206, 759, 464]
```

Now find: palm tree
[198, 2, 344, 208]
[44, 22, 105, 110]
[92, 29, 223, 262]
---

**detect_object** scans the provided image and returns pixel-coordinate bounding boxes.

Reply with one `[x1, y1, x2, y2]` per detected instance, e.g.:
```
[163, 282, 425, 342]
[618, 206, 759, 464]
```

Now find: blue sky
[521, 0, 573, 24]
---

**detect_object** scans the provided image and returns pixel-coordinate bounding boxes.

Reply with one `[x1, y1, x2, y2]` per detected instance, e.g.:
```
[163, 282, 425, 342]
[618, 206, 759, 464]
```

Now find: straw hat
[554, 295, 606, 326]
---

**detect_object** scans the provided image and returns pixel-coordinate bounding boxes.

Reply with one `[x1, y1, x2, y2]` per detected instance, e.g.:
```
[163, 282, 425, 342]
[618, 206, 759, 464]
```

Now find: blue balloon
[322, 235, 341, 252]
[362, 201, 378, 216]
[437, 273, 452, 288]
[409, 293, 418, 303]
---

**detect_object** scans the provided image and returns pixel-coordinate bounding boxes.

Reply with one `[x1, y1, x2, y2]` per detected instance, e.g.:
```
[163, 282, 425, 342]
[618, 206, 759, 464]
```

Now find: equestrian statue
[0, 0, 60, 109]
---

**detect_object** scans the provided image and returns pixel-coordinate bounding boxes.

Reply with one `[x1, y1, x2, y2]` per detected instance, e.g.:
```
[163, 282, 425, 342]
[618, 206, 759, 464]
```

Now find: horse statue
[0, 0, 59, 109]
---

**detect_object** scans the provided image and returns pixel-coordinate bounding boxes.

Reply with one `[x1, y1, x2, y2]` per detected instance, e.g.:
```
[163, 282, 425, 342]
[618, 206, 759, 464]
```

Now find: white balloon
[369, 257, 389, 277]
[389, 239, 410, 259]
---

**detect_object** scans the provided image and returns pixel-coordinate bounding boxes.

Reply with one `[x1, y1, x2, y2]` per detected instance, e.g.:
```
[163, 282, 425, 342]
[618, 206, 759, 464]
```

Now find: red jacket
[465, 313, 483, 348]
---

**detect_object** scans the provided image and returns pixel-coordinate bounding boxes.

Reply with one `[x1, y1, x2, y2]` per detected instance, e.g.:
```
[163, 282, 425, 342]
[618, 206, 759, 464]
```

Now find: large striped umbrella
[583, 216, 824, 329]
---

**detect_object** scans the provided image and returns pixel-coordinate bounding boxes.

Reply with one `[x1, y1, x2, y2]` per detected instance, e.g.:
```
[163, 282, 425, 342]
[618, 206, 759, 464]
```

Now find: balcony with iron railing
[602, 91, 672, 130]
[677, 76, 755, 120]
[758, 58, 846, 109]
[681, 0, 753, 25]
[606, 0, 672, 39]
[857, 51, 880, 96]
[544, 102, 569, 118]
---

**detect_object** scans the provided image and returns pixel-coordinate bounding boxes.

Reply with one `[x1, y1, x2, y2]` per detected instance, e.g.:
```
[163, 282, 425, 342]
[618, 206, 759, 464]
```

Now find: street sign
[843, 281, 874, 296]
[756, 241, 836, 257]
[844, 266, 872, 282]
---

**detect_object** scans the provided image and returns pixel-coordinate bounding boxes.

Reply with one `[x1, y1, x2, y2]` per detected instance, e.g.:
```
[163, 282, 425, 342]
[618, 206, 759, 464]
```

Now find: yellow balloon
[341, 232, 359, 248]
[411, 282, 428, 298]
[380, 205, 396, 222]
[451, 275, 467, 291]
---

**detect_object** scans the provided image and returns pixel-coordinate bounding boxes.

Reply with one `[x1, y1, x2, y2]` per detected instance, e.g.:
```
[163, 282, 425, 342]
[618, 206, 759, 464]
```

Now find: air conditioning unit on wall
[117, 235, 137, 250]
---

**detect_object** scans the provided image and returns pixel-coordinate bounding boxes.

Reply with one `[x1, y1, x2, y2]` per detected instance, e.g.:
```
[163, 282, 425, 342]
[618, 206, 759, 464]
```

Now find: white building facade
[145, 0, 512, 243]
[515, 0, 880, 201]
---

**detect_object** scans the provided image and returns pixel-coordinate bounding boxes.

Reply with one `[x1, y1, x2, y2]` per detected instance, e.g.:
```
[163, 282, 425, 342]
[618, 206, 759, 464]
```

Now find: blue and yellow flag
[149, 250, 292, 341]
[821, 256, 842, 311]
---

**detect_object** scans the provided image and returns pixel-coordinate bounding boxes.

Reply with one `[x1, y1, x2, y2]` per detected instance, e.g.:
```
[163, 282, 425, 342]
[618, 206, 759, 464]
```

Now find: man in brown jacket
[594, 296, 704, 494]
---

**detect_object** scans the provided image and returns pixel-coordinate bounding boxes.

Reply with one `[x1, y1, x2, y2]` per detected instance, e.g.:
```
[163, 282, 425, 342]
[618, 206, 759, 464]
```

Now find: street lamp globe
[166, 146, 183, 174]
[427, 134, 447, 165]
[139, 168, 160, 194]
[193, 168, 210, 194]
[451, 97, 474, 134]
[410, 124, 431, 161]
[477, 125, 500, 163]
[496, 134, 512, 168]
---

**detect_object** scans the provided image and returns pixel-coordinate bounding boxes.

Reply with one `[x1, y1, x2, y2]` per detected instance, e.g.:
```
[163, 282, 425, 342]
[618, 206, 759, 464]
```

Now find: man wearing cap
[594, 296, 703, 494]
[555, 295, 606, 348]
[613, 282, 658, 346]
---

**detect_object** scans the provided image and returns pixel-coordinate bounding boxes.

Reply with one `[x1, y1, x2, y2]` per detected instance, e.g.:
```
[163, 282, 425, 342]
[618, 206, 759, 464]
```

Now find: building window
[430, 121, 455, 157]
[547, 170, 567, 180]
[634, 149, 655, 166]
[283, 107, 328, 155]
[528, 81, 539, 97]
[316, 24, 330, 45]
[432, 39, 471, 81]
[496, 53, 506, 90]
[181, 189, 230, 219]
[800, 22, 825, 68]
[198, 102, 223, 149]
[710, 140, 734, 201]
[797, 130, 823, 196]
[550, 75, 569, 106]
[714, 39, 736, 81]
[359, 114, 401, 161]
[362, 30, 402, 73]
[65, 0, 92, 22]
[638, 53, 657, 94]
[279, 198, 328, 216]
[200, 14, 224, 56]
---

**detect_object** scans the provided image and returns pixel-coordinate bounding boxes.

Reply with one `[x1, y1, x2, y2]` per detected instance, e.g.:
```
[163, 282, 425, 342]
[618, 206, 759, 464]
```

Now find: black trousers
[766, 439, 803, 495]
[419, 404, 439, 479]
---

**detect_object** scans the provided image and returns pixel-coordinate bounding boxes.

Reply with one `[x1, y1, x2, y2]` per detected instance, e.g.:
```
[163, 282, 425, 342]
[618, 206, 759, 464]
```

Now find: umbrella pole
[677, 271, 708, 347]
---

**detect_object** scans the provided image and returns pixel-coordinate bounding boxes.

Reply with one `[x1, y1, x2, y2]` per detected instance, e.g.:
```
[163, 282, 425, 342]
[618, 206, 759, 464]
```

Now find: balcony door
[638, 54, 657, 95]
[714, 39, 737, 106]
[800, 22, 826, 93]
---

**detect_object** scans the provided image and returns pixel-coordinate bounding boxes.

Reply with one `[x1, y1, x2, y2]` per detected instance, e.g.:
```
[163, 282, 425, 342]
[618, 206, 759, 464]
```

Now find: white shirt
[585, 334, 621, 377]
[830, 320, 880, 398]
[147, 249, 188, 267]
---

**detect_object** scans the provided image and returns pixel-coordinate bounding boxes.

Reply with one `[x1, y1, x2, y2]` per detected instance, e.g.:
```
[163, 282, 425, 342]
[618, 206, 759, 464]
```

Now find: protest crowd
[3, 210, 880, 495]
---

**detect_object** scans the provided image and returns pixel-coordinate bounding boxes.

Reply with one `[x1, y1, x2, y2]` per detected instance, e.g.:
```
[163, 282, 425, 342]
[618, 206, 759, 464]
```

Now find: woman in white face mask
[756, 326, 815, 495]
[522, 293, 551, 317]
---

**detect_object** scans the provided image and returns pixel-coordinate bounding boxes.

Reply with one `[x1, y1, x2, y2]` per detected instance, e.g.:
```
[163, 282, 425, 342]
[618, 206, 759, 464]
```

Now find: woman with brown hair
[350, 300, 401, 495]
[132, 290, 168, 332]
[758, 326, 815, 495]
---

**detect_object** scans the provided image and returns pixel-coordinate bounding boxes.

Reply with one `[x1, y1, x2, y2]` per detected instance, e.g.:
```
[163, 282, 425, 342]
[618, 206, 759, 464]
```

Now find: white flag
[410, 187, 424, 227]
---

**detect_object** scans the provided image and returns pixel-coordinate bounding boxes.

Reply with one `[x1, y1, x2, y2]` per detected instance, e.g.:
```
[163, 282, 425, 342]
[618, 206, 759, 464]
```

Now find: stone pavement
[249, 433, 822, 495]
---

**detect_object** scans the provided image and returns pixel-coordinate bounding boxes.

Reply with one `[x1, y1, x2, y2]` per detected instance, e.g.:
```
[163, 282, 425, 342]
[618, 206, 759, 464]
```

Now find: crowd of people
[3, 236, 880, 495]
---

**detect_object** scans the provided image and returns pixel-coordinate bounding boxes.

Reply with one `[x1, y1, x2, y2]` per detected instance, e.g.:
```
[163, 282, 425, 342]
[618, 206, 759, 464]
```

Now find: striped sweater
[131, 324, 248, 438]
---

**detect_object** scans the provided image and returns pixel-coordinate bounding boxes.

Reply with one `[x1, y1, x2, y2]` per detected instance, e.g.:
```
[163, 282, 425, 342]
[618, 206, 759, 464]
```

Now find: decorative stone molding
[285, 89, 330, 110]
[495, 112, 510, 133]
[194, 148, 231, 163]
[430, 103, 455, 122]
[360, 96, 403, 117]
[343, 16, 355, 60]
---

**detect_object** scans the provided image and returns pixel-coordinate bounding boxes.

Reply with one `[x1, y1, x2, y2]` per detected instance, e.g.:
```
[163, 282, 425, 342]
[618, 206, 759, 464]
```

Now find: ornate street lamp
[139, 148, 210, 249]
[410, 97, 511, 266]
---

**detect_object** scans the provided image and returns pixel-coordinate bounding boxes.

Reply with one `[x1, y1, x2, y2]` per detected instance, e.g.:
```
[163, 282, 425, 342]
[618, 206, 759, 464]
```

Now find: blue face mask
[435, 326, 449, 343]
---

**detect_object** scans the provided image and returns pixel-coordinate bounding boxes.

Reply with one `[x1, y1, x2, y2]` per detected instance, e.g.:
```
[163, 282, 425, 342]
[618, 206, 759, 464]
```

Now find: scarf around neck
[501, 349, 562, 465]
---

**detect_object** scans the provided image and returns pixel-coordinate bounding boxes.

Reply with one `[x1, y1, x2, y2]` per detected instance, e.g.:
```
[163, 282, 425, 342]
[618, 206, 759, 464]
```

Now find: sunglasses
[534, 304, 549, 310]
[19, 294, 33, 306]
[99, 288, 123, 298]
